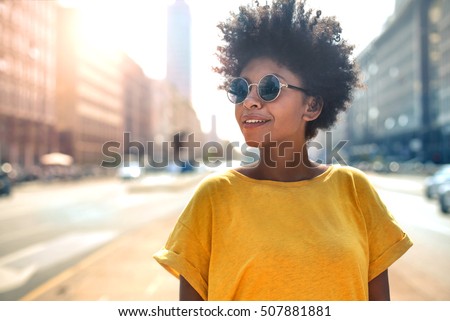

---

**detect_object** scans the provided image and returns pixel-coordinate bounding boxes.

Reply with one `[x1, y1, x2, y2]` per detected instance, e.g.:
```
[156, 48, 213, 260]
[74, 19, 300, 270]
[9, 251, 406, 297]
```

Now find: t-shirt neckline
[228, 165, 336, 187]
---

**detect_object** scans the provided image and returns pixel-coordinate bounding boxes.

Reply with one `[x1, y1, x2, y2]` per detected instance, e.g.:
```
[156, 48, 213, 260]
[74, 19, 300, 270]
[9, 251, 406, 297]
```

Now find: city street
[0, 171, 449, 301]
[0, 173, 199, 300]
[371, 174, 450, 300]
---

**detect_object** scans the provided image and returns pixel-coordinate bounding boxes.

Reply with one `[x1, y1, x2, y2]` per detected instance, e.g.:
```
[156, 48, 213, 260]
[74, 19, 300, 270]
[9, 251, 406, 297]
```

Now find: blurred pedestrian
[154, 0, 412, 301]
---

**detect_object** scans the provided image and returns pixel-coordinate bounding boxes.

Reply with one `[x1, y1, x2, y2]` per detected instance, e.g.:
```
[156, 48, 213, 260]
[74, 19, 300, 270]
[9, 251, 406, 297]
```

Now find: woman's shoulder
[327, 165, 379, 203]
[194, 168, 242, 192]
[331, 164, 366, 175]
[328, 164, 372, 184]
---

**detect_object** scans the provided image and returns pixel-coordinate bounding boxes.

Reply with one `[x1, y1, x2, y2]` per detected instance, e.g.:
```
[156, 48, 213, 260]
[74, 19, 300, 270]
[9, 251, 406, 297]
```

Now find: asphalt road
[0, 174, 198, 300]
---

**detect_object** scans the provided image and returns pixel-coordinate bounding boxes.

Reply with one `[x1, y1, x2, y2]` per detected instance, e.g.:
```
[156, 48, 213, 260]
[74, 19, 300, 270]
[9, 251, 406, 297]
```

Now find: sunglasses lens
[227, 78, 248, 104]
[258, 75, 281, 102]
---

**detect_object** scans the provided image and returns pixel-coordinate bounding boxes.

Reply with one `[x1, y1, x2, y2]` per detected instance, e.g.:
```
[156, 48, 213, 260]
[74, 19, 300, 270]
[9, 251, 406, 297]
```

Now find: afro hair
[214, 0, 360, 140]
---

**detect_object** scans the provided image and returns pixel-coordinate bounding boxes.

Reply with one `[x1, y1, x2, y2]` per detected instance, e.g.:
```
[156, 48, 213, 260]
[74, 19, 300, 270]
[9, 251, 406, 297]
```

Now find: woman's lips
[242, 119, 271, 128]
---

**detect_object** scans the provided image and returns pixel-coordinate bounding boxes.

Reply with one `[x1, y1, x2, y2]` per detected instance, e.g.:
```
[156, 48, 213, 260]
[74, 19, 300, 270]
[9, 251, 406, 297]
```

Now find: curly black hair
[214, 0, 360, 140]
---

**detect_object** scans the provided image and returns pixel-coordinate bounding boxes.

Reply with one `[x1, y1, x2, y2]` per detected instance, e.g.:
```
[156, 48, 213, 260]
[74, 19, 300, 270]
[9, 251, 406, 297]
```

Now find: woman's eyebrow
[272, 73, 287, 81]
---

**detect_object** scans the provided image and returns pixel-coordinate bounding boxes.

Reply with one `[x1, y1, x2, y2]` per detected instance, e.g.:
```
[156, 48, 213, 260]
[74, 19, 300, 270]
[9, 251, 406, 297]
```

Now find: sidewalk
[20, 171, 428, 301]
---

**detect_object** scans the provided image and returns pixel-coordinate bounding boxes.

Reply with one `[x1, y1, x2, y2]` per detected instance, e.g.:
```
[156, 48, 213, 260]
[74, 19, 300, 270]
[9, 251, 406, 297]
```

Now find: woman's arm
[180, 275, 204, 301]
[368, 269, 390, 300]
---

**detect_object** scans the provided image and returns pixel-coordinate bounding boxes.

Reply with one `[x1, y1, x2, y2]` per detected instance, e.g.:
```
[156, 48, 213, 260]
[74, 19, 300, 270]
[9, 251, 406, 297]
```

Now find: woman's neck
[239, 141, 328, 182]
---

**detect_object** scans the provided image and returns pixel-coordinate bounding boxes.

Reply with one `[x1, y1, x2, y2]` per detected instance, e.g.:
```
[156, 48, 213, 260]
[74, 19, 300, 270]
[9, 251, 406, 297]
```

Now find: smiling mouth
[244, 119, 270, 124]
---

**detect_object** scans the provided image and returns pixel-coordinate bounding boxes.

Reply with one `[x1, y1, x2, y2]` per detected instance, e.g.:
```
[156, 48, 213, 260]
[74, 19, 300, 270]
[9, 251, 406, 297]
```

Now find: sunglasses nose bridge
[247, 82, 258, 92]
[246, 83, 260, 100]
[240, 82, 262, 109]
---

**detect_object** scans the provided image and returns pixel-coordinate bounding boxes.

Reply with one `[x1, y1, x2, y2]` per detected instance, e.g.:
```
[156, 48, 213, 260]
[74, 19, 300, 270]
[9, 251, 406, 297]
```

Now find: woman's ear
[303, 96, 323, 121]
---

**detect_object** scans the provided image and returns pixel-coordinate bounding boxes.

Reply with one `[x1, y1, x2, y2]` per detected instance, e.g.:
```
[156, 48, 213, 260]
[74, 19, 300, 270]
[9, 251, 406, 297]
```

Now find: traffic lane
[378, 189, 450, 300]
[19, 211, 181, 301]
[0, 177, 192, 255]
[0, 177, 197, 300]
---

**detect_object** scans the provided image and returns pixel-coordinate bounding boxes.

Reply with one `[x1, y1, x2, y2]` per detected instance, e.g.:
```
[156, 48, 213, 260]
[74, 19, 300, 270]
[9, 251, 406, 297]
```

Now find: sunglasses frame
[227, 73, 311, 104]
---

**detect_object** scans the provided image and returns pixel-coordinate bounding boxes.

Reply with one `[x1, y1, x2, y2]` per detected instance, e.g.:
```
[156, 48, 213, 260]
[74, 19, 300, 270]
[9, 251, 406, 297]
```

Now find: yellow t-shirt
[153, 165, 412, 300]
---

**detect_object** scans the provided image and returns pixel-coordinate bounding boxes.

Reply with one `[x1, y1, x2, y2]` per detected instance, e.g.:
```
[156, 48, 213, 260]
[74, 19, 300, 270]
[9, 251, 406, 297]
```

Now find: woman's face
[235, 57, 313, 148]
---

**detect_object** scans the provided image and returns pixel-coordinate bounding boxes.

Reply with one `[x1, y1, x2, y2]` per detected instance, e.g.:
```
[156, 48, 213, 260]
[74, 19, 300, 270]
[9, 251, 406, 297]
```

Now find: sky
[64, 0, 396, 143]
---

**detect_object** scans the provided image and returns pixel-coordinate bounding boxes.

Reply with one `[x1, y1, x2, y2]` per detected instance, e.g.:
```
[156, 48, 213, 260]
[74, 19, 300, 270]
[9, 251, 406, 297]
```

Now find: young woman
[154, 0, 412, 301]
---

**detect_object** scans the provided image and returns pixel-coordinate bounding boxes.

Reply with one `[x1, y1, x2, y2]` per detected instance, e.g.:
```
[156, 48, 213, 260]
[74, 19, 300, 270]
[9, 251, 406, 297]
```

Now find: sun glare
[59, 0, 168, 79]
[78, 5, 121, 51]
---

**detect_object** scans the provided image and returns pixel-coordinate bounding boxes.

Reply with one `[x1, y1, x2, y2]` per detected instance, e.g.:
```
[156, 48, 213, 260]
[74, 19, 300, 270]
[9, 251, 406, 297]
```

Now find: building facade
[122, 55, 153, 158]
[166, 0, 192, 101]
[1, 2, 204, 177]
[348, 0, 450, 164]
[0, 1, 57, 176]
[55, 6, 124, 169]
[148, 78, 203, 166]
[428, 0, 450, 163]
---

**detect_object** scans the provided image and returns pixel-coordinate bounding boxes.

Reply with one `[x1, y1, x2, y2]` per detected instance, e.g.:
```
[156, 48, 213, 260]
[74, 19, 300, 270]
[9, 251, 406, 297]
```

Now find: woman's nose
[242, 84, 262, 109]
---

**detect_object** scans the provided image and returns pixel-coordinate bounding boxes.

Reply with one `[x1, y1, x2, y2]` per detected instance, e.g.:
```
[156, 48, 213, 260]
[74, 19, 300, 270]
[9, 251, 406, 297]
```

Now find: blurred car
[438, 182, 450, 214]
[117, 161, 142, 180]
[0, 169, 12, 196]
[424, 164, 450, 199]
[180, 161, 195, 173]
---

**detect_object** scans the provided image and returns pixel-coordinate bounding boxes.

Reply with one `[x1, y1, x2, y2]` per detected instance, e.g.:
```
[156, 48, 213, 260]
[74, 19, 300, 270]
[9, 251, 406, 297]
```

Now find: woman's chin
[244, 140, 260, 148]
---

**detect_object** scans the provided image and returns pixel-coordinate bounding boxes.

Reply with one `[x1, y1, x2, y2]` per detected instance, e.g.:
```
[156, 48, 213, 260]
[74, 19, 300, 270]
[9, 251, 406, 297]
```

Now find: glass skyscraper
[166, 0, 192, 101]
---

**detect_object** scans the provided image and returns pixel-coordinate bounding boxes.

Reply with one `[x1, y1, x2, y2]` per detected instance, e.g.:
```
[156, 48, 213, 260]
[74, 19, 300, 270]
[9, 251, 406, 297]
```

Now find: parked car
[438, 182, 450, 214]
[0, 169, 12, 196]
[424, 164, 450, 199]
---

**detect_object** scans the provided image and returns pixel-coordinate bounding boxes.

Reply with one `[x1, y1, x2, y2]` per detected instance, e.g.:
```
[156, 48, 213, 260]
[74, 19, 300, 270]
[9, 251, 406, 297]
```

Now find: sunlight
[78, 4, 121, 51]
[58, 0, 168, 79]
[115, 1, 168, 79]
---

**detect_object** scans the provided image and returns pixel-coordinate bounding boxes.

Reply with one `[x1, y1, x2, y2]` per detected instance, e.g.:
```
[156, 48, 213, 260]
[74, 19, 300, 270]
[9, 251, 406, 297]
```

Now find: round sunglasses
[227, 74, 310, 104]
